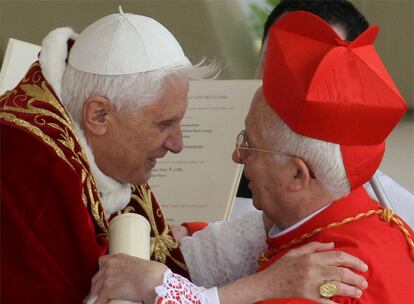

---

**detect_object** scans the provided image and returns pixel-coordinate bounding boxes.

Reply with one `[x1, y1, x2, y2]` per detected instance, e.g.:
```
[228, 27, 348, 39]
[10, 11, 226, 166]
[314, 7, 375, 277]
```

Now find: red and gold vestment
[0, 61, 189, 303]
[256, 187, 414, 303]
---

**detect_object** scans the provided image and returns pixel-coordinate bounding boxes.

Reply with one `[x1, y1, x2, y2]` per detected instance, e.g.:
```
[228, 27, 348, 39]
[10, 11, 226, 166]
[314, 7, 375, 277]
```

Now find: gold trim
[3, 83, 73, 131]
[123, 206, 136, 213]
[86, 175, 108, 233]
[21, 81, 72, 123]
[1, 72, 108, 235]
[130, 185, 185, 270]
[259, 208, 414, 265]
[0, 112, 74, 170]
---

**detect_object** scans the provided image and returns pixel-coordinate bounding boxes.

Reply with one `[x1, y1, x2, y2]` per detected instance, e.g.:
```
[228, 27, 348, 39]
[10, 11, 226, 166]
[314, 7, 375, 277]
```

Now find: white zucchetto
[68, 7, 190, 75]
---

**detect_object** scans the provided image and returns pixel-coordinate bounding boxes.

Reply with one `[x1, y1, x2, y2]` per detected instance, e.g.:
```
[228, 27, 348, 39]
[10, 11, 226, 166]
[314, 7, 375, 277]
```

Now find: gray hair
[61, 60, 218, 122]
[259, 101, 351, 199]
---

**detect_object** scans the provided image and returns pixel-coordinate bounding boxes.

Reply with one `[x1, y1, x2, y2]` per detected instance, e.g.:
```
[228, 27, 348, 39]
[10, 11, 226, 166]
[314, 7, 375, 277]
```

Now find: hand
[219, 242, 368, 304]
[85, 253, 168, 304]
[257, 242, 368, 303]
[170, 224, 189, 243]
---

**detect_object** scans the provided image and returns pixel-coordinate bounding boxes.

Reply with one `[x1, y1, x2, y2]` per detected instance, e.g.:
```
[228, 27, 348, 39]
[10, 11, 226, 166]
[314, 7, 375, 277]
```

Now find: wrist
[250, 270, 280, 301]
[144, 264, 169, 303]
[218, 273, 270, 304]
[154, 269, 207, 303]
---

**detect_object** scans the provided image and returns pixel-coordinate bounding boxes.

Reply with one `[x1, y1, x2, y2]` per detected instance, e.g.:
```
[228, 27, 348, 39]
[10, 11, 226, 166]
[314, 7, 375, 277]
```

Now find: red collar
[266, 187, 381, 250]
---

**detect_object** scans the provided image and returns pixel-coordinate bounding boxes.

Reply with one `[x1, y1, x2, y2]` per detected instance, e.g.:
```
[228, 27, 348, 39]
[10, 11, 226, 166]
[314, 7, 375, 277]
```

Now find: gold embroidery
[71, 152, 108, 233]
[259, 208, 414, 265]
[1, 70, 108, 235]
[81, 170, 87, 184]
[130, 185, 186, 270]
[132, 185, 161, 233]
[123, 206, 136, 213]
[3, 83, 73, 131]
[22, 62, 41, 83]
[0, 89, 16, 106]
[21, 82, 71, 123]
[53, 124, 76, 152]
[86, 175, 108, 233]
[156, 208, 163, 218]
[0, 112, 74, 170]
[82, 192, 88, 207]
[152, 234, 175, 263]
[3, 71, 187, 263]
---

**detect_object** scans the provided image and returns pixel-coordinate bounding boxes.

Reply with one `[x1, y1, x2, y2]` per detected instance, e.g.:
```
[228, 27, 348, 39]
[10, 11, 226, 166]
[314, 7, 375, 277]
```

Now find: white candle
[109, 213, 151, 259]
[109, 213, 151, 304]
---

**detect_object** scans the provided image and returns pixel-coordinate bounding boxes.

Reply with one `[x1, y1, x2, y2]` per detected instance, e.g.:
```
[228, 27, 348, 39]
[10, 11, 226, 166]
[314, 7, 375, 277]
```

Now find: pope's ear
[82, 96, 111, 136]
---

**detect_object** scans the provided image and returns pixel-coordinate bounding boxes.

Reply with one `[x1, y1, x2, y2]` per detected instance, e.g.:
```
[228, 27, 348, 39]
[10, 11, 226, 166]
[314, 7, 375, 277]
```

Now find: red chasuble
[256, 187, 414, 304]
[0, 62, 189, 303]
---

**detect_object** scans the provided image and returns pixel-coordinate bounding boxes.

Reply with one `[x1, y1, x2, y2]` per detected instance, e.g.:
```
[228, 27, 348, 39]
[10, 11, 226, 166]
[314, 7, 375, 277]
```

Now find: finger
[84, 295, 97, 304]
[334, 281, 363, 299]
[98, 255, 111, 269]
[327, 266, 368, 290]
[286, 242, 335, 257]
[95, 292, 110, 304]
[89, 270, 106, 300]
[317, 299, 336, 304]
[317, 251, 368, 272]
[92, 268, 105, 286]
[93, 278, 113, 304]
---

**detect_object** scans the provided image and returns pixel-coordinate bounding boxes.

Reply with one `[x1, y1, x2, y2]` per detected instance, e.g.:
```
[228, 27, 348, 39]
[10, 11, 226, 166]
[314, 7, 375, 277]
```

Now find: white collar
[268, 203, 332, 238]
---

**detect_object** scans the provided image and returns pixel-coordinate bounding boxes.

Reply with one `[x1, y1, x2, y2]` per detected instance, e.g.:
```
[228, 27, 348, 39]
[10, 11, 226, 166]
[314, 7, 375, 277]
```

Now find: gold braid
[382, 209, 414, 259]
[258, 208, 414, 266]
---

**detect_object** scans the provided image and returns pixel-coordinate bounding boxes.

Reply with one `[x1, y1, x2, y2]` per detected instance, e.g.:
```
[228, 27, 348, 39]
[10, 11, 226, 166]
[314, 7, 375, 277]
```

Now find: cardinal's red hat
[263, 11, 407, 189]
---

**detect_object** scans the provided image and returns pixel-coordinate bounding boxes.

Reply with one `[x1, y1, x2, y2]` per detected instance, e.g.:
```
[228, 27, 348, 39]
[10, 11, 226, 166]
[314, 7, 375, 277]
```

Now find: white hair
[259, 102, 351, 199]
[61, 60, 219, 122]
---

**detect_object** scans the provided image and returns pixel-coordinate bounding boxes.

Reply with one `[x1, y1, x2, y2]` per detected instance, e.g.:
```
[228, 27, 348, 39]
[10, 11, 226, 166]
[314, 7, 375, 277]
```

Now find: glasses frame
[235, 130, 315, 178]
[235, 130, 294, 160]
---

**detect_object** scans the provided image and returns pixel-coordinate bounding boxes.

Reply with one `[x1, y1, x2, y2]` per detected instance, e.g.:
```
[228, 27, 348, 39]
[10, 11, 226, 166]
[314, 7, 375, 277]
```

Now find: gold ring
[319, 280, 337, 298]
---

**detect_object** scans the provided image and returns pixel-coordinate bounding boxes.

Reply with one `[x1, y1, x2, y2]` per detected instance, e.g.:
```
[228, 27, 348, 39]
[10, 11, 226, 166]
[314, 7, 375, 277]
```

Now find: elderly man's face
[89, 80, 189, 185]
[233, 88, 294, 227]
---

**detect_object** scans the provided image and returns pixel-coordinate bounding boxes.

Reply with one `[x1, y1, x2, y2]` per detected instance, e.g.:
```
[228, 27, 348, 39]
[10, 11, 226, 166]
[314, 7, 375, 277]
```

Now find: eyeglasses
[235, 130, 293, 160]
[235, 130, 315, 178]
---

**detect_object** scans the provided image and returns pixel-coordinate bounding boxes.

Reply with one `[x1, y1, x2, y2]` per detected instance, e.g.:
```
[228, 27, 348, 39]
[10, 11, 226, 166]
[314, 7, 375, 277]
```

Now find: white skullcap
[68, 7, 191, 75]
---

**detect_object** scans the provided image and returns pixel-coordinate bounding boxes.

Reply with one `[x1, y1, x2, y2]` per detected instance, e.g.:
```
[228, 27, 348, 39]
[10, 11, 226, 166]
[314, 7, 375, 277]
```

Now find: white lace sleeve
[180, 210, 268, 288]
[155, 269, 220, 304]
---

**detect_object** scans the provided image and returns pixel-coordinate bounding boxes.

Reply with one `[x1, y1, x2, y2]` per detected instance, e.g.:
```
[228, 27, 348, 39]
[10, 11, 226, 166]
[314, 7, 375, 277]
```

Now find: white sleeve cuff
[155, 269, 215, 304]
